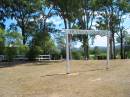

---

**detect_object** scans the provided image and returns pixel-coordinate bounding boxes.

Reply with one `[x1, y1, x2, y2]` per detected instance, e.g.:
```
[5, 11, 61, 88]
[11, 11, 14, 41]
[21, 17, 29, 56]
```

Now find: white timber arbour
[62, 29, 110, 74]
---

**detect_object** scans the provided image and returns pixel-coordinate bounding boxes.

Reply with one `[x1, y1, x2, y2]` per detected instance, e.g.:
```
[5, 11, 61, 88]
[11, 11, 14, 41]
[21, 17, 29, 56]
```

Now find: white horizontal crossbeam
[62, 29, 109, 36]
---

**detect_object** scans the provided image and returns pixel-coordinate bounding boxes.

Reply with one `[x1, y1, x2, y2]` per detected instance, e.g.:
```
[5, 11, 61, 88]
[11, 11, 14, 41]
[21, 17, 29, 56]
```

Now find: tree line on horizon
[0, 0, 130, 60]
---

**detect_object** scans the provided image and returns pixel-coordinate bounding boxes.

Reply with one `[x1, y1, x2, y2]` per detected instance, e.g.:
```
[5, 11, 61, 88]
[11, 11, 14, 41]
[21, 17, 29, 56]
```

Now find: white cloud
[46, 16, 64, 26]
[93, 36, 107, 47]
[72, 36, 107, 48]
[126, 28, 130, 35]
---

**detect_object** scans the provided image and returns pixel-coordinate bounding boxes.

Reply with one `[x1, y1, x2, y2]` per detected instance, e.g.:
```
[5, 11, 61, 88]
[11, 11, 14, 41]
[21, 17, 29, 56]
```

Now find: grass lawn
[0, 60, 130, 97]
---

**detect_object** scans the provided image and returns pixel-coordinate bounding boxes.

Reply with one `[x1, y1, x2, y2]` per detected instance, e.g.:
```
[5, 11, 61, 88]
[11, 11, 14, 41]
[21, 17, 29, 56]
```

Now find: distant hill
[72, 45, 121, 52]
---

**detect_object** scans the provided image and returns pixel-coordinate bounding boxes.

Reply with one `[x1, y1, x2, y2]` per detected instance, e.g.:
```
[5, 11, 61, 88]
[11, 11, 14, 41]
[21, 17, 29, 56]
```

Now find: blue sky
[4, 14, 130, 47]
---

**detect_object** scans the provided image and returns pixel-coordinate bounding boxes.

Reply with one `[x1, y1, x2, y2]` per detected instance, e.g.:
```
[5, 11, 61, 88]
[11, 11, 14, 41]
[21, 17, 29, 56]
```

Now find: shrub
[18, 45, 29, 55]
[51, 49, 61, 60]
[5, 47, 17, 61]
[96, 53, 107, 60]
[26, 46, 43, 60]
[72, 51, 82, 60]
[127, 51, 130, 58]
[0, 46, 5, 55]
[90, 55, 95, 59]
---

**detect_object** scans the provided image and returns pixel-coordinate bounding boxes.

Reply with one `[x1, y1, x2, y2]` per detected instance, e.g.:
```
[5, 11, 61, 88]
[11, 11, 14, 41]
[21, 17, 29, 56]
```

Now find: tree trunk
[82, 37, 89, 60]
[86, 35, 89, 59]
[120, 32, 123, 59]
[83, 35, 88, 60]
[22, 29, 26, 45]
[120, 39, 123, 59]
[80, 19, 89, 60]
[112, 33, 116, 59]
[64, 18, 67, 29]
[110, 37, 113, 59]
[124, 42, 126, 59]
[21, 19, 26, 45]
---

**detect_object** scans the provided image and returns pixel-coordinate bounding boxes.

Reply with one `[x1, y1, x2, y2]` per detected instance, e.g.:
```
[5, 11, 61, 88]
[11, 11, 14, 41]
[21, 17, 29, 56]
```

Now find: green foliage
[0, 28, 5, 43]
[0, 28, 6, 54]
[49, 0, 83, 22]
[8, 0, 43, 44]
[0, 46, 5, 55]
[89, 47, 107, 59]
[1, 0, 130, 60]
[4, 45, 29, 61]
[97, 53, 107, 60]
[18, 45, 29, 55]
[55, 33, 66, 58]
[89, 55, 95, 60]
[51, 49, 61, 60]
[26, 46, 43, 60]
[95, 0, 130, 59]
[6, 31, 23, 47]
[127, 51, 130, 58]
[72, 50, 83, 60]
[43, 37, 57, 54]
[93, 46, 100, 58]
[4, 47, 17, 61]
[27, 30, 58, 60]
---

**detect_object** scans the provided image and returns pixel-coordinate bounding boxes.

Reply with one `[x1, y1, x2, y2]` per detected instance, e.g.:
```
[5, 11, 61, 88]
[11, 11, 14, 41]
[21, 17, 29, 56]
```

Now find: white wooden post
[106, 32, 110, 69]
[66, 33, 70, 74]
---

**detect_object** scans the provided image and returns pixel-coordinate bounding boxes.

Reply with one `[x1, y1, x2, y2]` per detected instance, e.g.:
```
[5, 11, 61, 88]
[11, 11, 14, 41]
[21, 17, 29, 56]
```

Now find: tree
[47, 0, 82, 28]
[9, 0, 42, 44]
[6, 23, 23, 47]
[55, 32, 66, 58]
[0, 28, 6, 54]
[96, 0, 129, 59]
[76, 0, 100, 59]
[0, 0, 12, 54]
[93, 46, 100, 59]
[46, 0, 83, 60]
[47, 0, 100, 59]
[116, 30, 129, 59]
[0, 0, 12, 29]
[124, 34, 130, 58]
[27, 31, 57, 59]
[116, 0, 129, 59]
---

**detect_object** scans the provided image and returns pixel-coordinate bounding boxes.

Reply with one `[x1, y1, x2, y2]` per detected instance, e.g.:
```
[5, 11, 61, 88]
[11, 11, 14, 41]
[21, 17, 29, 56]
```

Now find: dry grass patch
[0, 60, 130, 97]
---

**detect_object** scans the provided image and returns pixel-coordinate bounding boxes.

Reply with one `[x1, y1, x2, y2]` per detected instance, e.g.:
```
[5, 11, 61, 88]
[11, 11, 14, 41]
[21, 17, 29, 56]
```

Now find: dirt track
[0, 60, 130, 97]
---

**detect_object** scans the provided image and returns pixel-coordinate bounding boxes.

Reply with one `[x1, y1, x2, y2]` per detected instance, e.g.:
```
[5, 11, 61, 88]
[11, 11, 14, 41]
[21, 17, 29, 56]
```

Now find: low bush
[26, 46, 43, 60]
[96, 53, 107, 60]
[72, 51, 83, 60]
[5, 47, 17, 61]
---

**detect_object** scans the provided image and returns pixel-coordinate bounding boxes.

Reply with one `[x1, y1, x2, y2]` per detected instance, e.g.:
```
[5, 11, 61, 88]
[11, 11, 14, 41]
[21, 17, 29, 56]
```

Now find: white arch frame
[62, 29, 110, 74]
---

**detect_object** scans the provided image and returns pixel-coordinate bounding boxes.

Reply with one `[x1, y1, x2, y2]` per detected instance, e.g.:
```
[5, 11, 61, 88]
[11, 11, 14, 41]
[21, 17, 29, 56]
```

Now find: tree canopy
[0, 0, 130, 60]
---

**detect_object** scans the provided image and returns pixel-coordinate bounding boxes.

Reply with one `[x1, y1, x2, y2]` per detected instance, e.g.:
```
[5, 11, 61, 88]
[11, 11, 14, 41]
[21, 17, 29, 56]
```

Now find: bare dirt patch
[0, 60, 130, 97]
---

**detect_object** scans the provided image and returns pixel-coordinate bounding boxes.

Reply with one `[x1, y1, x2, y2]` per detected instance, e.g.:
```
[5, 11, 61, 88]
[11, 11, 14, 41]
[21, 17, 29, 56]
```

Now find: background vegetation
[0, 0, 130, 61]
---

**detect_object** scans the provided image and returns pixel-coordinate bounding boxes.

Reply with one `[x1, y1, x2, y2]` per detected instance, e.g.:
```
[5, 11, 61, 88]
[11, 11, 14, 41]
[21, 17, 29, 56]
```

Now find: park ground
[0, 60, 130, 97]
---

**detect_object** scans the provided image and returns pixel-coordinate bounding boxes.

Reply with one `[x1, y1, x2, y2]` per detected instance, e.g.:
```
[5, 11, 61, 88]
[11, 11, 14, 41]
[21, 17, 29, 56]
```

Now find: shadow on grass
[77, 68, 105, 73]
[40, 68, 105, 78]
[41, 73, 67, 77]
[26, 60, 64, 66]
[0, 61, 31, 68]
[0, 60, 65, 68]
